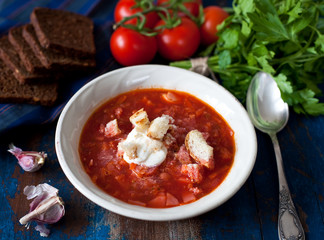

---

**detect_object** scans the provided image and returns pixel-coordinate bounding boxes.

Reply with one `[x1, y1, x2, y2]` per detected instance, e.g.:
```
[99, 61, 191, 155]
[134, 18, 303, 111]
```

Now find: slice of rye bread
[0, 35, 51, 84]
[8, 25, 48, 74]
[0, 60, 58, 106]
[30, 7, 96, 58]
[23, 24, 96, 71]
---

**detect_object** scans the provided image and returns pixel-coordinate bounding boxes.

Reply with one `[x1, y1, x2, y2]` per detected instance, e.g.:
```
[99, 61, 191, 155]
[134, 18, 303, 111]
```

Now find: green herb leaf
[315, 33, 324, 52]
[286, 1, 302, 24]
[218, 28, 239, 49]
[218, 50, 232, 69]
[274, 73, 293, 94]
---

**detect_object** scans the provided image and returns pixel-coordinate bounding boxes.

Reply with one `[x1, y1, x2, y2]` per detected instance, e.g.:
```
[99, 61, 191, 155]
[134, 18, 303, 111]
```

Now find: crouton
[104, 119, 121, 138]
[118, 140, 137, 160]
[185, 130, 214, 169]
[147, 115, 173, 140]
[129, 108, 150, 132]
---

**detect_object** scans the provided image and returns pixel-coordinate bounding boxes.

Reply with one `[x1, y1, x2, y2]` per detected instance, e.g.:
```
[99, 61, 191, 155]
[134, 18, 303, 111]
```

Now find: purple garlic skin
[19, 183, 65, 237]
[8, 144, 46, 172]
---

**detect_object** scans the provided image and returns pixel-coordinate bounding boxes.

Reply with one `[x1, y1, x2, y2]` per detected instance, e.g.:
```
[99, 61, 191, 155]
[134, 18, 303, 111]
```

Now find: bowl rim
[55, 64, 257, 221]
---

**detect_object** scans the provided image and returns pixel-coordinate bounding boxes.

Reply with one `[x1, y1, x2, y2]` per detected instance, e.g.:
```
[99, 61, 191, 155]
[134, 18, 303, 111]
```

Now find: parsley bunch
[171, 0, 324, 116]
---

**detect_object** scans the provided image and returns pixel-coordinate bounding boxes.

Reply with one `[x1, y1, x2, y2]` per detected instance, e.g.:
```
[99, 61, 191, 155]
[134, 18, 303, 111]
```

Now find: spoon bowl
[246, 72, 305, 240]
[246, 72, 289, 134]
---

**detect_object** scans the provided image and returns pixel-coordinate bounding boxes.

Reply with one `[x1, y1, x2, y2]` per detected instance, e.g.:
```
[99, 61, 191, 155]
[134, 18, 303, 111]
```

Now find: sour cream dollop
[119, 128, 167, 167]
[118, 110, 173, 167]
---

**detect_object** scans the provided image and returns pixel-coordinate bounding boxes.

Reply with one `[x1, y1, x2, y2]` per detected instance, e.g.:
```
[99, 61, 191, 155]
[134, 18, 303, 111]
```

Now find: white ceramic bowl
[55, 64, 257, 221]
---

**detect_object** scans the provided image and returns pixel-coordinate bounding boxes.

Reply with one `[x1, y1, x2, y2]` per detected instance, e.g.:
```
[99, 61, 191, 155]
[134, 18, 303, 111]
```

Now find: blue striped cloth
[0, 0, 120, 133]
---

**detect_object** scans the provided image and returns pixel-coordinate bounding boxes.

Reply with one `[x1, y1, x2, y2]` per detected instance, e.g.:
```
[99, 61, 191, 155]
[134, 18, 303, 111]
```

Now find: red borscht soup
[79, 89, 235, 208]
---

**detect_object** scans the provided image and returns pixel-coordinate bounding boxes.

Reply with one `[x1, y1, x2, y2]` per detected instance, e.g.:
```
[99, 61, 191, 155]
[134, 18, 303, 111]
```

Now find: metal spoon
[246, 72, 305, 240]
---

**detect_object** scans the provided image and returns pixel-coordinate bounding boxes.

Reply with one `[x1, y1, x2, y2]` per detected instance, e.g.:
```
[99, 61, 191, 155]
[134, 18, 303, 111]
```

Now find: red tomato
[182, 0, 202, 17]
[157, 0, 202, 17]
[155, 17, 200, 61]
[110, 27, 157, 66]
[114, 0, 159, 29]
[200, 6, 229, 45]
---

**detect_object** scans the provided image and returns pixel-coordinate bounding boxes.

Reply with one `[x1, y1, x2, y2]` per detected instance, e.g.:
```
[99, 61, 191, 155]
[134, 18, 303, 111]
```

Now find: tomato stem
[113, 0, 202, 34]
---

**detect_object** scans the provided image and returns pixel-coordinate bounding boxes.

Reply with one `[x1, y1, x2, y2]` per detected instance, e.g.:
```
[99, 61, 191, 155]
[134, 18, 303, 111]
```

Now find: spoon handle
[270, 133, 305, 240]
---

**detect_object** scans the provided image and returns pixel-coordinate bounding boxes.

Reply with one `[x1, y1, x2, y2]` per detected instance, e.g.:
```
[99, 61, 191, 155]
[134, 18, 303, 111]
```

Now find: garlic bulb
[19, 183, 65, 237]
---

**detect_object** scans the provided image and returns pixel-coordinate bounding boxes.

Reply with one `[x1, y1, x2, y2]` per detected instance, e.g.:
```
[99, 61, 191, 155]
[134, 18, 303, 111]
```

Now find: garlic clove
[8, 144, 46, 172]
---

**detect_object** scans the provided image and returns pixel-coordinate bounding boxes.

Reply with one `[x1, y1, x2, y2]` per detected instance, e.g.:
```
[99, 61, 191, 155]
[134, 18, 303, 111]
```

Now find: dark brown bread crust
[31, 7, 96, 58]
[0, 60, 58, 106]
[0, 36, 50, 84]
[8, 25, 47, 74]
[23, 24, 96, 70]
[0, 7, 96, 106]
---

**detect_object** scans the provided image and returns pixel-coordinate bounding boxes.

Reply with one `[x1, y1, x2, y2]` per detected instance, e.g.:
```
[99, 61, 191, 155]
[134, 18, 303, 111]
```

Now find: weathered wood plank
[199, 178, 262, 240]
[252, 112, 324, 240]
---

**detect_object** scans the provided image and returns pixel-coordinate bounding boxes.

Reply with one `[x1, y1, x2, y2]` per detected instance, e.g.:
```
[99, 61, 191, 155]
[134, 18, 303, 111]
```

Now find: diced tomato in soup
[79, 89, 235, 208]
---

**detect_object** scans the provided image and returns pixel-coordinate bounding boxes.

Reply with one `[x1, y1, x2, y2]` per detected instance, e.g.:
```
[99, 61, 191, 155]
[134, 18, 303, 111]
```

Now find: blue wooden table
[0, 0, 323, 239]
